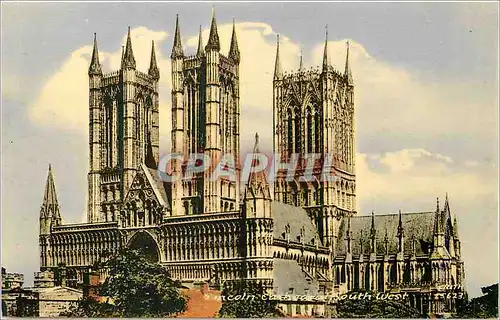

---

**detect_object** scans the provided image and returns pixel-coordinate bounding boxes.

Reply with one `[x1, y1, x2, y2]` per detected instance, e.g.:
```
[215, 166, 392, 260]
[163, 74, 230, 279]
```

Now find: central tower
[170, 12, 241, 215]
[272, 32, 356, 251]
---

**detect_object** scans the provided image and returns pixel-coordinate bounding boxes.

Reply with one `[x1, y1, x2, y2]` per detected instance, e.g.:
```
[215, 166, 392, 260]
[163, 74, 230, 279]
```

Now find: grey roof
[142, 164, 170, 210]
[272, 202, 319, 244]
[273, 258, 319, 295]
[336, 212, 435, 256]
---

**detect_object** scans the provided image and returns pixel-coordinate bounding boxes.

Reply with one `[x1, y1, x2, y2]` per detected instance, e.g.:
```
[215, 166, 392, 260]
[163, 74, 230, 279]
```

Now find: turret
[148, 41, 160, 81]
[228, 19, 240, 64]
[170, 14, 185, 216]
[203, 8, 222, 213]
[431, 197, 451, 260]
[40, 164, 61, 235]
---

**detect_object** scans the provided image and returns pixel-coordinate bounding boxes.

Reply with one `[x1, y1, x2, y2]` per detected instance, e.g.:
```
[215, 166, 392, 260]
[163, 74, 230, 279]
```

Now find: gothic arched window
[294, 107, 301, 154]
[306, 107, 313, 153]
[287, 108, 294, 156]
[314, 111, 321, 153]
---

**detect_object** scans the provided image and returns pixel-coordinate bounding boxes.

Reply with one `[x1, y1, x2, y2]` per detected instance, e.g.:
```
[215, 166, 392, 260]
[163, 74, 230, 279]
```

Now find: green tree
[218, 280, 283, 318]
[336, 290, 422, 318]
[62, 248, 187, 317]
[457, 283, 498, 318]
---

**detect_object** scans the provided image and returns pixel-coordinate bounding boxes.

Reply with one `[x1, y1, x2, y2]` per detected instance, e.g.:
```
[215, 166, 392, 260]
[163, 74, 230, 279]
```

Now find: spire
[397, 209, 404, 237]
[299, 49, 303, 72]
[205, 8, 220, 51]
[397, 209, 404, 254]
[411, 234, 416, 256]
[171, 14, 184, 59]
[434, 198, 444, 235]
[245, 133, 269, 192]
[444, 192, 450, 211]
[453, 215, 459, 238]
[229, 19, 240, 63]
[40, 164, 61, 223]
[274, 35, 283, 80]
[322, 25, 329, 71]
[345, 40, 353, 86]
[89, 33, 102, 76]
[148, 41, 160, 81]
[121, 27, 136, 69]
[196, 25, 205, 57]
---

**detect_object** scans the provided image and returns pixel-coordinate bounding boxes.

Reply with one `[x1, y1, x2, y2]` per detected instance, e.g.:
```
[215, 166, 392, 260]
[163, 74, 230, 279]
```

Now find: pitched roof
[272, 202, 318, 244]
[336, 212, 435, 256]
[142, 164, 170, 210]
[273, 258, 319, 295]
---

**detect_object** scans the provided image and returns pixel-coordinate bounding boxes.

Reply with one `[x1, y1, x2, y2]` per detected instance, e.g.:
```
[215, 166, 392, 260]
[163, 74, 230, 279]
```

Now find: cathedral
[38, 11, 465, 317]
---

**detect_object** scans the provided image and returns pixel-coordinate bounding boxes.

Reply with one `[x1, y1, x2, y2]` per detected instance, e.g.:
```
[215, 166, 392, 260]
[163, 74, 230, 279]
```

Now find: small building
[2, 267, 24, 289]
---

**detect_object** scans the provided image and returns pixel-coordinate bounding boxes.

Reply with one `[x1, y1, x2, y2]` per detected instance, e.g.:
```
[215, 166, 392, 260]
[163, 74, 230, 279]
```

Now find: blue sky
[1, 2, 498, 297]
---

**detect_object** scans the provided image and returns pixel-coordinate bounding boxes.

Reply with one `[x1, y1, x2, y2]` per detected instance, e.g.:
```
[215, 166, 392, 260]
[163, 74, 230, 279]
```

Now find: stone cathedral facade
[38, 11, 465, 317]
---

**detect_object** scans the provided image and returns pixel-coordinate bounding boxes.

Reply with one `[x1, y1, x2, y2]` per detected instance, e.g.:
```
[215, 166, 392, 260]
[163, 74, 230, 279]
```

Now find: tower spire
[122, 27, 136, 69]
[206, 7, 220, 51]
[322, 25, 329, 71]
[345, 40, 353, 86]
[40, 164, 61, 224]
[274, 35, 283, 80]
[197, 25, 205, 57]
[171, 14, 184, 59]
[148, 40, 160, 81]
[89, 33, 102, 75]
[228, 19, 240, 63]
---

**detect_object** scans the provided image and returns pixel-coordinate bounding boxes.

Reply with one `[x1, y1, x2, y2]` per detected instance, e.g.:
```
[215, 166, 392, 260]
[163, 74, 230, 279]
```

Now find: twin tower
[86, 11, 241, 223]
[85, 10, 356, 239]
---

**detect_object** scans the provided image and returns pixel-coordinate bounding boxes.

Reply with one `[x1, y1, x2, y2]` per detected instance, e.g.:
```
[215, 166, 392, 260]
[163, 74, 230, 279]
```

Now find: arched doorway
[128, 231, 160, 263]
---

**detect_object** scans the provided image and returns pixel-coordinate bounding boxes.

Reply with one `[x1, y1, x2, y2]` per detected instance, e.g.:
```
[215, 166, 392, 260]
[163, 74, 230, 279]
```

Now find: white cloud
[29, 27, 170, 136]
[356, 148, 498, 297]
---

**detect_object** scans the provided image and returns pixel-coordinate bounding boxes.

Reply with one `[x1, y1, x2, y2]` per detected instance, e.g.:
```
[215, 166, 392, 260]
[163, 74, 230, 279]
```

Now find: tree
[218, 280, 283, 318]
[336, 290, 422, 318]
[457, 283, 498, 318]
[62, 248, 188, 317]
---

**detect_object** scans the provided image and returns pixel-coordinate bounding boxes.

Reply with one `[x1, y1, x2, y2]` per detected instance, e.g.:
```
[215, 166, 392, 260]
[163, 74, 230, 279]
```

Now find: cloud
[356, 148, 498, 297]
[29, 27, 170, 136]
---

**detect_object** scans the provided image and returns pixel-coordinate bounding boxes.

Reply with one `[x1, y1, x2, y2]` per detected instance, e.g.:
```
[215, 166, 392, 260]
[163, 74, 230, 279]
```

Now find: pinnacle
[229, 19, 240, 63]
[122, 26, 136, 69]
[89, 33, 102, 76]
[171, 14, 184, 59]
[206, 8, 220, 51]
